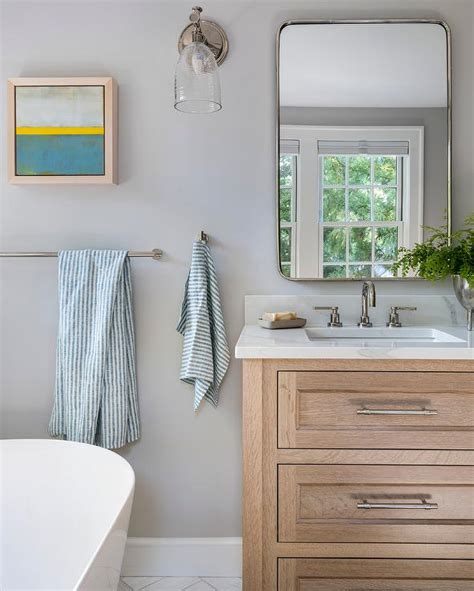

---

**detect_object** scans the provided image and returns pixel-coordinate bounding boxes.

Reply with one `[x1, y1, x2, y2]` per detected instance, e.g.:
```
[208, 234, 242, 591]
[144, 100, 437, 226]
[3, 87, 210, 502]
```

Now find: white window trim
[279, 154, 298, 277]
[280, 125, 424, 279]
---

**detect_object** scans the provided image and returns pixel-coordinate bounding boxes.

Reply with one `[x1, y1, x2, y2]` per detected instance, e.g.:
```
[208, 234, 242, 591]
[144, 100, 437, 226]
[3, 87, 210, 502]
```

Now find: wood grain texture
[262, 361, 279, 591]
[278, 371, 474, 449]
[279, 464, 474, 544]
[242, 359, 263, 591]
[104, 77, 118, 185]
[265, 358, 474, 372]
[279, 558, 474, 591]
[288, 580, 474, 591]
[272, 542, 474, 559]
[242, 359, 474, 589]
[276, 448, 474, 465]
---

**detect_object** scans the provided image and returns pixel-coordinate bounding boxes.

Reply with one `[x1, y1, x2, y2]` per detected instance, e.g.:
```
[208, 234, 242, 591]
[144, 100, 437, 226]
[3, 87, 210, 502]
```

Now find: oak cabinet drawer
[278, 559, 474, 590]
[278, 371, 474, 449]
[278, 465, 474, 544]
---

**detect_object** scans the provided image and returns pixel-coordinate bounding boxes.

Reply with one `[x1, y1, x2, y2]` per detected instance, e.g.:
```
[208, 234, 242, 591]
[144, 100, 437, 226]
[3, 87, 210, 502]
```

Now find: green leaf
[323, 227, 346, 262]
[323, 156, 346, 185]
[323, 189, 345, 222]
[348, 156, 371, 185]
[391, 214, 474, 283]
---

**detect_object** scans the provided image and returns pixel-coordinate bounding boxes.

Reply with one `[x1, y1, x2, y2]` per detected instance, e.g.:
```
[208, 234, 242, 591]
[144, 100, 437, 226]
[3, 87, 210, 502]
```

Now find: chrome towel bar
[0, 232, 210, 261]
[0, 249, 163, 260]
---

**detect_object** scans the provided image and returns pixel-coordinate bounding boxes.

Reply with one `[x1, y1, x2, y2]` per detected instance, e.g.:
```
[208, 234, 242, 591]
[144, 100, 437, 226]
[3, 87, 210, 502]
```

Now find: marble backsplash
[245, 294, 467, 327]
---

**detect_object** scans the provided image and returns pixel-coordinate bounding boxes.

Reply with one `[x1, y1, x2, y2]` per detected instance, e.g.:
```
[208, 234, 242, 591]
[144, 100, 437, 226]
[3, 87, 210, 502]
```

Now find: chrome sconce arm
[175, 6, 229, 114]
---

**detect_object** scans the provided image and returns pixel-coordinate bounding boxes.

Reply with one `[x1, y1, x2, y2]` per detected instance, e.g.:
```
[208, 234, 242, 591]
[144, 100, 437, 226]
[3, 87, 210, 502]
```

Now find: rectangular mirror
[277, 20, 451, 280]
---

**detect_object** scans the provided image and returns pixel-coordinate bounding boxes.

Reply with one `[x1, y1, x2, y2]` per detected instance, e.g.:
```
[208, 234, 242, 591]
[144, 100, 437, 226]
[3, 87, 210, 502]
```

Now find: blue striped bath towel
[49, 250, 140, 449]
[177, 241, 230, 410]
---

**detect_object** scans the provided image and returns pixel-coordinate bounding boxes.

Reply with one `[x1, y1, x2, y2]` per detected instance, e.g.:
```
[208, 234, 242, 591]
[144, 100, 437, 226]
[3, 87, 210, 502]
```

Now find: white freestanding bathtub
[0, 439, 135, 590]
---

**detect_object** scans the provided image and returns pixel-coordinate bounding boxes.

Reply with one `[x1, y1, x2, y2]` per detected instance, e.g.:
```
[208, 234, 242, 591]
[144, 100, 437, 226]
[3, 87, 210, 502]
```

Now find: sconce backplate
[178, 19, 229, 66]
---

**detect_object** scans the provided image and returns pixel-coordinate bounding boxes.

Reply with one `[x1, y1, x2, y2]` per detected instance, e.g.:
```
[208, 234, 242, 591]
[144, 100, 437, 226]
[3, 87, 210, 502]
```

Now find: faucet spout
[358, 281, 376, 327]
[365, 280, 376, 307]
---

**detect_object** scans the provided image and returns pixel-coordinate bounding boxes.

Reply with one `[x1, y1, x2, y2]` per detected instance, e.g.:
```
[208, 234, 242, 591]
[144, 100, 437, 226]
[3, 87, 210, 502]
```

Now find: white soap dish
[258, 317, 307, 330]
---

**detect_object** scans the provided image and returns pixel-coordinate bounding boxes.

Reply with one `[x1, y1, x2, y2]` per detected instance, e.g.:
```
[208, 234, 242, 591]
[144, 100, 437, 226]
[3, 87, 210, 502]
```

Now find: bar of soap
[262, 311, 297, 322]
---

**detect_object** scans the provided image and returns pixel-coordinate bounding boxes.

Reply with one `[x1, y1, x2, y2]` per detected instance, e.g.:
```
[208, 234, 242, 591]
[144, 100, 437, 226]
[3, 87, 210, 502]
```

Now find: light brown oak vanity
[240, 356, 474, 589]
[246, 13, 474, 588]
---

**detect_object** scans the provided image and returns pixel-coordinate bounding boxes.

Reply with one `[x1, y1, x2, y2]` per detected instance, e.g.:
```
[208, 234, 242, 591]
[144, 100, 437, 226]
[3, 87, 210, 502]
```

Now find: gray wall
[0, 0, 472, 538]
[281, 107, 448, 231]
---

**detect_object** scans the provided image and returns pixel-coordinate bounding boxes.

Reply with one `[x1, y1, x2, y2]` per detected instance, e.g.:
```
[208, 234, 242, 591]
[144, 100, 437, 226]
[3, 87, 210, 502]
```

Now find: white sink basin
[305, 326, 466, 346]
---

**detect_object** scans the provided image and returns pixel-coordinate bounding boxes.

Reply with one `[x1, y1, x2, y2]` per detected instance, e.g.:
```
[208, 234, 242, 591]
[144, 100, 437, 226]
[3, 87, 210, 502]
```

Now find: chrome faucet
[386, 305, 417, 328]
[358, 281, 376, 327]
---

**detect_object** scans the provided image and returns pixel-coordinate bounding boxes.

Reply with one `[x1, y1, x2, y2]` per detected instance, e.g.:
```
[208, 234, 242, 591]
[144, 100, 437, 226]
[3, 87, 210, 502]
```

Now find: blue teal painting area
[16, 135, 104, 176]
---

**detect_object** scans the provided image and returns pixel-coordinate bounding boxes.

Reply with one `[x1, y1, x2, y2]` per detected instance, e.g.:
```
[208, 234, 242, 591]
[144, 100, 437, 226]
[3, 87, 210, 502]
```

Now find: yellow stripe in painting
[16, 127, 104, 135]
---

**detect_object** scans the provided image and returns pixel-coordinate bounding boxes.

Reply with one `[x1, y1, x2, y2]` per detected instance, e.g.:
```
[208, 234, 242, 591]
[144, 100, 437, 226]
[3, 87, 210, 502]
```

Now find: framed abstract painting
[7, 77, 117, 184]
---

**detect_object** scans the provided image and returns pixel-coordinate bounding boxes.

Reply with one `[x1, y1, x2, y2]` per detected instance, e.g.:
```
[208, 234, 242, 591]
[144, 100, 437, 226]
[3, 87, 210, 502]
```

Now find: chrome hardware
[357, 500, 438, 510]
[358, 281, 376, 327]
[189, 6, 205, 42]
[357, 407, 438, 415]
[386, 305, 417, 327]
[178, 7, 229, 66]
[0, 249, 163, 260]
[314, 306, 343, 327]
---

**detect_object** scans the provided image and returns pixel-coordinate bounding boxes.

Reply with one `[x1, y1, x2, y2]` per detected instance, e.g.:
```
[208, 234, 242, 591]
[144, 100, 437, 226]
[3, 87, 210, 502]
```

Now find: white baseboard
[122, 537, 242, 577]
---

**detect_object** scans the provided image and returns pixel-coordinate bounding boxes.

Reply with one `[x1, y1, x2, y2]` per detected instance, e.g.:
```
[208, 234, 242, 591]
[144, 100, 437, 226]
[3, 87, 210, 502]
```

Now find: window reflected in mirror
[278, 22, 450, 280]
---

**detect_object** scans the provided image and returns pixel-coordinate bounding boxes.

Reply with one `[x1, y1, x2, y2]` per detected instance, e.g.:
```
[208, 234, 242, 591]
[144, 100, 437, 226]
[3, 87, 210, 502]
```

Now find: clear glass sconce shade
[174, 41, 222, 113]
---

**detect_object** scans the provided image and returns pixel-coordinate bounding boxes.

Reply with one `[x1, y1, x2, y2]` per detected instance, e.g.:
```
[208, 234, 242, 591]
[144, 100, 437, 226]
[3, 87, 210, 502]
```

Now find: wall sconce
[174, 6, 229, 114]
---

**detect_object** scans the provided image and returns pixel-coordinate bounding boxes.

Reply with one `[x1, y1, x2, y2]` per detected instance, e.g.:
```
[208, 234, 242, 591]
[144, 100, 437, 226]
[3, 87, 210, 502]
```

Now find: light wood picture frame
[7, 77, 117, 184]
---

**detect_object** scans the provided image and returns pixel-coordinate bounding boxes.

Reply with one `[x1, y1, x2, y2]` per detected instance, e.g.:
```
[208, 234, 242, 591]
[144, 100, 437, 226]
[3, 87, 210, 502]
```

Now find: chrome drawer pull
[356, 408, 438, 415]
[357, 500, 438, 510]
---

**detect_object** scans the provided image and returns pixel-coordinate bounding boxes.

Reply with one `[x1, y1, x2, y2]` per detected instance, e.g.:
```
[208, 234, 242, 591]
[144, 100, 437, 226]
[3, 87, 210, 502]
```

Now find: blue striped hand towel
[49, 250, 140, 449]
[177, 241, 230, 410]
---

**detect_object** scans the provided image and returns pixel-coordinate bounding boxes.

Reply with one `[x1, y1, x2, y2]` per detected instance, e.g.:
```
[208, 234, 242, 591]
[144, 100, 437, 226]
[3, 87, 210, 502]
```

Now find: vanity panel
[278, 559, 474, 591]
[242, 358, 474, 590]
[278, 464, 474, 544]
[278, 371, 474, 449]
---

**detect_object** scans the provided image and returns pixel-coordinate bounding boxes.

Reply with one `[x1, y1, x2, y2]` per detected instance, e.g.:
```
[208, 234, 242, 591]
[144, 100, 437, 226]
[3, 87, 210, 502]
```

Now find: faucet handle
[314, 306, 343, 327]
[386, 306, 417, 328]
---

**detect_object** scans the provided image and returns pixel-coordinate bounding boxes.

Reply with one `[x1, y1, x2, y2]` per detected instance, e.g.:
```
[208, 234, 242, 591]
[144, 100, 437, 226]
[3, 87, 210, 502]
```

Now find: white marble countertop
[235, 324, 474, 360]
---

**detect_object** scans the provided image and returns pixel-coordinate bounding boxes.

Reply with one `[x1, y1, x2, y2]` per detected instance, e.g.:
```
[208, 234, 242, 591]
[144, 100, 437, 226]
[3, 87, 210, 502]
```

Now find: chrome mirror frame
[275, 19, 452, 281]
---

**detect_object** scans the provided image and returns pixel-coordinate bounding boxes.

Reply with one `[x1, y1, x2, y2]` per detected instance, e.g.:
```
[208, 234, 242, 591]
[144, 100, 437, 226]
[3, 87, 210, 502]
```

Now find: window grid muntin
[320, 154, 402, 278]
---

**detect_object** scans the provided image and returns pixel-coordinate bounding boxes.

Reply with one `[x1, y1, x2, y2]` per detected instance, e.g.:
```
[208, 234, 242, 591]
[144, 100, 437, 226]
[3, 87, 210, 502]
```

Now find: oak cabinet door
[279, 559, 474, 590]
[278, 464, 474, 544]
[278, 371, 474, 449]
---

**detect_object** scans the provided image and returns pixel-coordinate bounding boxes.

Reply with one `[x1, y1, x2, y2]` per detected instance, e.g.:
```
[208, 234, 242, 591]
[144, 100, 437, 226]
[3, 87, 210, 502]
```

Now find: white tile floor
[120, 577, 242, 591]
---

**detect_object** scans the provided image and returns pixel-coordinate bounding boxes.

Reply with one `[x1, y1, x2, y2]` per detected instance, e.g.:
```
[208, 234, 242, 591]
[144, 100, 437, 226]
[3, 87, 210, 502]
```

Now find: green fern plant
[391, 214, 474, 284]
